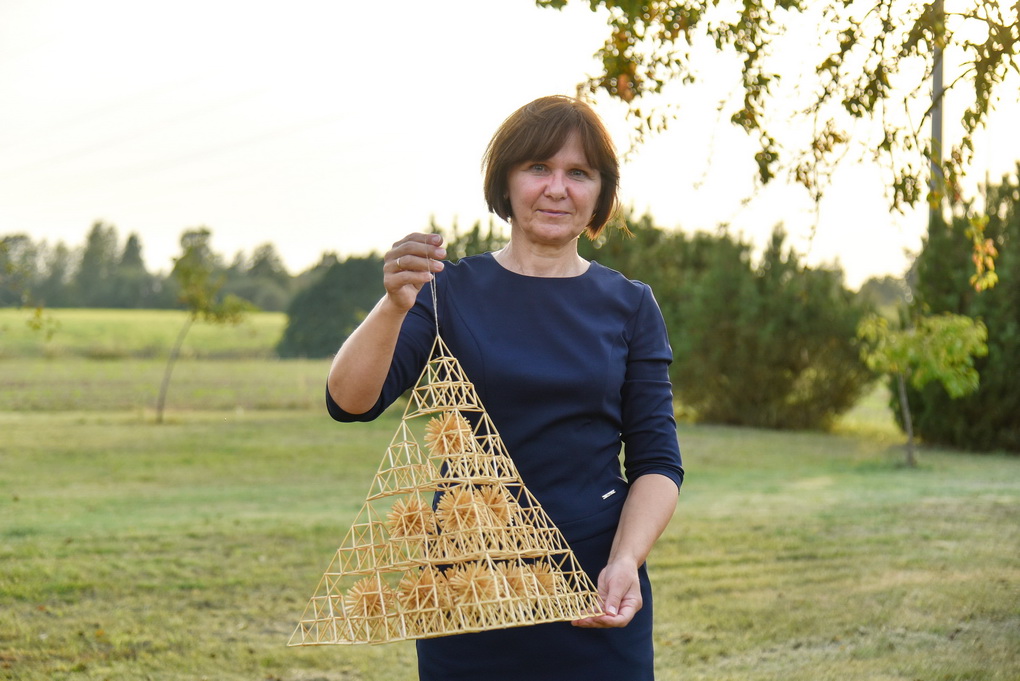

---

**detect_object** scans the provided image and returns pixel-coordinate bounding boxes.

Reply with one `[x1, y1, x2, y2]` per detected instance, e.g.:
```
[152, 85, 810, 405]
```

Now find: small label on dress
[602, 489, 616, 500]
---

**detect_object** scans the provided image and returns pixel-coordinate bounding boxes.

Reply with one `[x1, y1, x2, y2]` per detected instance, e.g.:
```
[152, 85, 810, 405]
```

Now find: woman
[326, 95, 683, 680]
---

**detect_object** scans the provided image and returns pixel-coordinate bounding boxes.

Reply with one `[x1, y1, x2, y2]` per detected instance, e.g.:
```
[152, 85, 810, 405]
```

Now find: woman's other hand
[571, 558, 642, 629]
[384, 233, 446, 312]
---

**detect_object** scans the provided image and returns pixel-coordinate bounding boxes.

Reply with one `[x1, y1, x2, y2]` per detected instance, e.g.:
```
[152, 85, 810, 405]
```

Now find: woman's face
[506, 130, 601, 249]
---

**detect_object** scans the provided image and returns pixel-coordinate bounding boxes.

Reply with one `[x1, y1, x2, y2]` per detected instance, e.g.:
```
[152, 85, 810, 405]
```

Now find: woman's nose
[545, 171, 567, 198]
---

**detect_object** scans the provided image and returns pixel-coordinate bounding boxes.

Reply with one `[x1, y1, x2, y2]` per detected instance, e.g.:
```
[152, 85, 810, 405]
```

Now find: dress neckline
[484, 251, 594, 280]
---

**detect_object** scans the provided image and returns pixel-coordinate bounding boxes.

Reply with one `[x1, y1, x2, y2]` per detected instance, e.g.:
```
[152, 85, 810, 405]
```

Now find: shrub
[903, 167, 1020, 452]
[582, 214, 874, 429]
[276, 255, 383, 358]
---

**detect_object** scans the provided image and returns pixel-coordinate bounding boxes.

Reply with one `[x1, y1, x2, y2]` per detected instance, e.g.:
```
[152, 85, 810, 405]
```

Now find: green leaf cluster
[858, 313, 988, 398]
[171, 228, 254, 323]
[539, 0, 1019, 213]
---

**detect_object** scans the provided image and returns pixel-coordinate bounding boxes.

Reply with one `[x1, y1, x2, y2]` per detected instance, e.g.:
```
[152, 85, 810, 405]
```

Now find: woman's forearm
[573, 473, 678, 628]
[609, 473, 679, 569]
[326, 233, 446, 415]
[326, 295, 407, 414]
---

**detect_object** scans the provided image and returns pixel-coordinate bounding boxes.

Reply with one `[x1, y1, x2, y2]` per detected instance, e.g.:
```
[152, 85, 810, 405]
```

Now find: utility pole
[930, 0, 945, 225]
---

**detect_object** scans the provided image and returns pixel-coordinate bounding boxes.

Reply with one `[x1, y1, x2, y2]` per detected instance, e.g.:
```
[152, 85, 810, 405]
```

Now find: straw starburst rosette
[290, 335, 603, 645]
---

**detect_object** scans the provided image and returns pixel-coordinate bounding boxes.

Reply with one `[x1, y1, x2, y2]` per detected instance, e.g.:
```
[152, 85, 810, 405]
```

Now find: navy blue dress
[327, 253, 684, 680]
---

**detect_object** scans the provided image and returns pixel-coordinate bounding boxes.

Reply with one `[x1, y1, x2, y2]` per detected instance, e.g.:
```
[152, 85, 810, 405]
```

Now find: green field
[0, 308, 287, 360]
[1, 309, 1018, 680]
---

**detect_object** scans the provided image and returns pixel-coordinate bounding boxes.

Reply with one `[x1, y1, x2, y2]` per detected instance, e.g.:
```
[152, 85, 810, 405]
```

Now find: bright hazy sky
[2, 0, 1017, 289]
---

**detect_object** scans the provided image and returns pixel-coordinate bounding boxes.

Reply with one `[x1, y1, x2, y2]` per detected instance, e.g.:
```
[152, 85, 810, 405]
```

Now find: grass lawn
[0, 357, 329, 412]
[2, 401, 1018, 680]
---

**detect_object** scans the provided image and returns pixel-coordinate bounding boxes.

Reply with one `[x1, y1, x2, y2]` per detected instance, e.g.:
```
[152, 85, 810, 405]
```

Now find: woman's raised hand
[383, 233, 446, 312]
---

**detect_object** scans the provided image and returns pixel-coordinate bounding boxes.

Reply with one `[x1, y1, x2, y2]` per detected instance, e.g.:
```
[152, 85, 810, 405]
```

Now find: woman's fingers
[386, 233, 446, 273]
[381, 233, 446, 311]
[571, 561, 643, 629]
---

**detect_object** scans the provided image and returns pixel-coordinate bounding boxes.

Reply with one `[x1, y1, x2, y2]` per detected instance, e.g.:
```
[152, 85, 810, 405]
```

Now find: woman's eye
[530, 163, 547, 172]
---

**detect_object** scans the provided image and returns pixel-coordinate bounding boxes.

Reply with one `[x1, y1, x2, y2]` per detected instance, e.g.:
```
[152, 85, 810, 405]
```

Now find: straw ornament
[447, 561, 500, 605]
[436, 485, 495, 534]
[344, 576, 397, 619]
[290, 325, 603, 646]
[424, 411, 473, 457]
[496, 562, 539, 599]
[386, 497, 437, 539]
[398, 566, 452, 612]
[475, 484, 513, 526]
[530, 560, 559, 596]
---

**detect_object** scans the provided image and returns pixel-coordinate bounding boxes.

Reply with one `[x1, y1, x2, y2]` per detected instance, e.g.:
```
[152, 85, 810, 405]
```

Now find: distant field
[0, 308, 287, 359]
[2, 308, 903, 428]
[0, 308, 322, 414]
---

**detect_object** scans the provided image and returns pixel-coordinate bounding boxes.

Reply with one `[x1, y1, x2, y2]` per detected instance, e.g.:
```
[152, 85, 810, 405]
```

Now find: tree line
[2, 169, 1016, 451]
[0, 221, 325, 312]
[0, 216, 904, 317]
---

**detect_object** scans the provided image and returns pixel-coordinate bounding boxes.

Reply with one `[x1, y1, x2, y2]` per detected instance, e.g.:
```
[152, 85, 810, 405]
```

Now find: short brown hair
[482, 95, 620, 240]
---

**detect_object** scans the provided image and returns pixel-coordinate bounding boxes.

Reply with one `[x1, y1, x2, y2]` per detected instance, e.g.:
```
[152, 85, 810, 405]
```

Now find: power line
[0, 89, 266, 178]
[4, 110, 358, 206]
[0, 76, 213, 153]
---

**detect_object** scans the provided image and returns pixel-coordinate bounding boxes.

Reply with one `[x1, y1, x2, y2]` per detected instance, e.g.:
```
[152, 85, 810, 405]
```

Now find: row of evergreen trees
[0, 221, 325, 311]
[578, 218, 875, 430]
[1, 218, 904, 319]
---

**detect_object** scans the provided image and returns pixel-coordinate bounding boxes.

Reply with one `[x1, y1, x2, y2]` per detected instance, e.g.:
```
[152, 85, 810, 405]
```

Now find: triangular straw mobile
[289, 334, 603, 645]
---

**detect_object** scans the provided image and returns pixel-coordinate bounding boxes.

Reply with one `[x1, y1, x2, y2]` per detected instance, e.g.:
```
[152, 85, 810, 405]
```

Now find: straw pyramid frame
[289, 334, 603, 645]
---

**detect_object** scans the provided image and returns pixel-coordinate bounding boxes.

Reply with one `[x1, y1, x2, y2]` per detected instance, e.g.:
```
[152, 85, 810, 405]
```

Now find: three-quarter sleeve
[620, 285, 684, 489]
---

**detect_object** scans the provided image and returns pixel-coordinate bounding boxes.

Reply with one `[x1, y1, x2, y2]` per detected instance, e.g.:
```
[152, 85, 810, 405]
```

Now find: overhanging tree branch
[538, 0, 1018, 213]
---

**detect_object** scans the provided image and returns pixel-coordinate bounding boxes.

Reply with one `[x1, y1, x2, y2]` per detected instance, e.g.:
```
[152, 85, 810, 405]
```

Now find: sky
[1, 0, 1018, 290]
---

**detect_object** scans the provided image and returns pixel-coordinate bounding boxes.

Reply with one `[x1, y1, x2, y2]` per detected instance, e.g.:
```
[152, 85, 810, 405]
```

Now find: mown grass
[2, 403, 1018, 680]
[1, 309, 1017, 679]
[0, 357, 329, 412]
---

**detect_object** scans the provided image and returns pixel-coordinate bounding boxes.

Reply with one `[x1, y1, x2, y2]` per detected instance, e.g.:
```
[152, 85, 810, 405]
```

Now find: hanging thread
[428, 248, 440, 338]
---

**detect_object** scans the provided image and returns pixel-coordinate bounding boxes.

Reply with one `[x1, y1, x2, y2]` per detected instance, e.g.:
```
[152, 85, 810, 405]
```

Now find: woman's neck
[491, 241, 589, 278]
